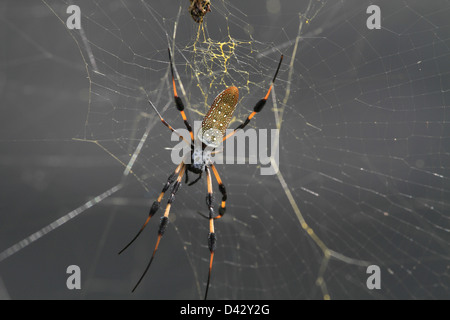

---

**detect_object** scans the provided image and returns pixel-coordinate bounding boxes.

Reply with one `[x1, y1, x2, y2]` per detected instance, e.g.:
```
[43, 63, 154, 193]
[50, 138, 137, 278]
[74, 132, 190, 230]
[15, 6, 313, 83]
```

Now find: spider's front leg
[223, 54, 284, 142]
[168, 48, 194, 141]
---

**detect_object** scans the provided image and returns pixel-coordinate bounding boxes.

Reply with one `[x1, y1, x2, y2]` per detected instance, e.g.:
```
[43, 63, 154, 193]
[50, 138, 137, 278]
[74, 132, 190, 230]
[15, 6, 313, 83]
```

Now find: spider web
[0, 0, 449, 299]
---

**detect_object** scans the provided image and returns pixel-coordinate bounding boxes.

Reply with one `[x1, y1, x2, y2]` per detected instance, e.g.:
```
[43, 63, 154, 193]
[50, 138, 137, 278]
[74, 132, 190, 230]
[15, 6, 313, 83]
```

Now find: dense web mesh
[0, 0, 449, 299]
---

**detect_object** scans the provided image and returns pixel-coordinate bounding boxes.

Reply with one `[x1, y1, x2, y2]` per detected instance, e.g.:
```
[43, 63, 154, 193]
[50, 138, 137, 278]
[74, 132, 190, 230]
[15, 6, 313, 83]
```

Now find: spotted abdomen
[198, 86, 239, 147]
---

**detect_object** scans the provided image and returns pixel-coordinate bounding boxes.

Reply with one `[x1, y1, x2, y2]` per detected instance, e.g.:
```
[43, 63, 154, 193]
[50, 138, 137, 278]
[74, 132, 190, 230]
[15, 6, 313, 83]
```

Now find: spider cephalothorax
[186, 146, 212, 177]
[119, 48, 283, 299]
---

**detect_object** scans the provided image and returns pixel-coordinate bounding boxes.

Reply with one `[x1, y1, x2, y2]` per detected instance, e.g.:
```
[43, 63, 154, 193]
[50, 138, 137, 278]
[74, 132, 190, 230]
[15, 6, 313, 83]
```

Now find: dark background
[0, 0, 449, 299]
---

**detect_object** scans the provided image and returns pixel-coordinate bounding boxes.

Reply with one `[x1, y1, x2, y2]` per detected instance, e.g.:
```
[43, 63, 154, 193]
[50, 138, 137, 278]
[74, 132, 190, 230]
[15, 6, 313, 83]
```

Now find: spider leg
[147, 99, 192, 146]
[188, 172, 202, 186]
[168, 48, 194, 141]
[195, 164, 225, 220]
[119, 162, 184, 255]
[144, 48, 197, 147]
[185, 170, 189, 184]
[223, 54, 283, 142]
[211, 164, 227, 220]
[185, 169, 202, 186]
[196, 210, 209, 219]
[132, 164, 186, 292]
[204, 166, 217, 300]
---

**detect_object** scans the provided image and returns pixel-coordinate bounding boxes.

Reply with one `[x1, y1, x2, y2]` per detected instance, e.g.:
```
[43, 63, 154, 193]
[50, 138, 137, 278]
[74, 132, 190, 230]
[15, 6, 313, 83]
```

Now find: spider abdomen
[198, 86, 239, 147]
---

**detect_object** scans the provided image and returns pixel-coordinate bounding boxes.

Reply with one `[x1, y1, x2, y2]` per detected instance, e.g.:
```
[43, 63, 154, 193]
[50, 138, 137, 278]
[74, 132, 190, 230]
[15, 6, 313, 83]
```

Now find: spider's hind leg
[204, 165, 217, 300]
[131, 163, 187, 292]
[118, 162, 184, 255]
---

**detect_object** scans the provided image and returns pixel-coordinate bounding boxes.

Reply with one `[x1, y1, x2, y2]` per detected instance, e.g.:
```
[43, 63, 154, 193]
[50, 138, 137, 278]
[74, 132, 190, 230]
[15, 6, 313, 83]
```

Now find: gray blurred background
[0, 0, 449, 299]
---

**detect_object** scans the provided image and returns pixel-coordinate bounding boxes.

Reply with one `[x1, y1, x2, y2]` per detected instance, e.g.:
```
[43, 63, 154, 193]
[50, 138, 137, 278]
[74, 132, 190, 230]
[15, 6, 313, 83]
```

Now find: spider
[189, 0, 211, 23]
[119, 48, 283, 300]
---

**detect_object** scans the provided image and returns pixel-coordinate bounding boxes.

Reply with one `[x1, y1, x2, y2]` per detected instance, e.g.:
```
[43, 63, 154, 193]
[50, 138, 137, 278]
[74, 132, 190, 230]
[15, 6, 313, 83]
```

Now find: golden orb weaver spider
[119, 48, 283, 300]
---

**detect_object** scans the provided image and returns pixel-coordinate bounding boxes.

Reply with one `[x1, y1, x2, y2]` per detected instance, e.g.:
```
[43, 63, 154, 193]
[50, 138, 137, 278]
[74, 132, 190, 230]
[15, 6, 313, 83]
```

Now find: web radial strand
[0, 184, 123, 263]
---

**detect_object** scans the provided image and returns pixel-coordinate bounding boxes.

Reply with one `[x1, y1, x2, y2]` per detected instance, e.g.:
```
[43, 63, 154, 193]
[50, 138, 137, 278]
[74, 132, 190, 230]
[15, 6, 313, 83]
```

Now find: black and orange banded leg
[211, 164, 227, 220]
[118, 162, 184, 255]
[131, 163, 186, 292]
[223, 54, 284, 142]
[147, 99, 192, 146]
[204, 166, 217, 300]
[168, 48, 194, 141]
